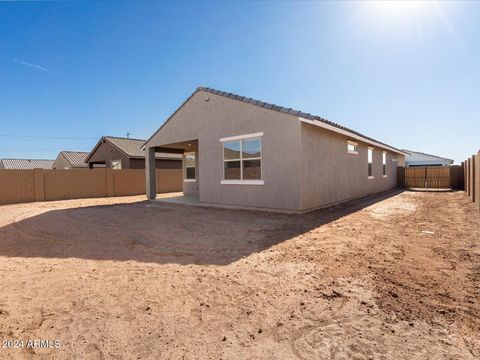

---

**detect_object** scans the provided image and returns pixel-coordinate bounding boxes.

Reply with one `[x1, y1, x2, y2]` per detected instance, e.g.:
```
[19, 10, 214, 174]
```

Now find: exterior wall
[88, 141, 131, 168]
[52, 154, 72, 169]
[300, 123, 402, 211]
[0, 169, 182, 205]
[129, 158, 182, 170]
[88, 141, 181, 169]
[148, 91, 303, 211]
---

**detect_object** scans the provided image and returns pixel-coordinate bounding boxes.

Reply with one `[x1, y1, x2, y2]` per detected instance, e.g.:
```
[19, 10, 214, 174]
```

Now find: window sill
[221, 180, 264, 185]
[347, 151, 358, 155]
[368, 176, 374, 180]
[383, 175, 388, 178]
[184, 179, 196, 183]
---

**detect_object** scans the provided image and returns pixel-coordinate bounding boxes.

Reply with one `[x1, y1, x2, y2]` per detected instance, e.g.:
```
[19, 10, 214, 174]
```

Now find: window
[221, 133, 263, 185]
[368, 147, 373, 178]
[382, 151, 387, 177]
[111, 160, 121, 169]
[347, 140, 358, 154]
[184, 153, 196, 181]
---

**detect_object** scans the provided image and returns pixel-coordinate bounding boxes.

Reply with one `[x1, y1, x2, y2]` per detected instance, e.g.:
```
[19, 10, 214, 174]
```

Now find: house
[52, 151, 89, 169]
[144, 87, 407, 213]
[0, 158, 54, 169]
[85, 136, 182, 169]
[403, 149, 453, 167]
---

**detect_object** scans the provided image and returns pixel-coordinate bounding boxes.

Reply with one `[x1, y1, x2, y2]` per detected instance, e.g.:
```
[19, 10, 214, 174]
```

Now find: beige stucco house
[144, 87, 407, 213]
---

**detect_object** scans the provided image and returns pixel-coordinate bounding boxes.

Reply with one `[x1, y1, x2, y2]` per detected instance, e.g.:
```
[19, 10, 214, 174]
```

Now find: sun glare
[366, 0, 439, 18]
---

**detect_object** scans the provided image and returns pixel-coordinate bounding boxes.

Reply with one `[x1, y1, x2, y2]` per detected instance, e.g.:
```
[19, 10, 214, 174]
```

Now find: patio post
[146, 146, 156, 200]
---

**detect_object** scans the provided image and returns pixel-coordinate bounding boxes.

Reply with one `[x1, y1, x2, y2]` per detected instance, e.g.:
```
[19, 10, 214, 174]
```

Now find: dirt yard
[0, 191, 478, 359]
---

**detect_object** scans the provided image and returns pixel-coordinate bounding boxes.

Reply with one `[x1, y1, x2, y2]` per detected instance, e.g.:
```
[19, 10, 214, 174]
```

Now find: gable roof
[0, 158, 54, 169]
[403, 149, 454, 165]
[144, 86, 408, 156]
[59, 151, 89, 167]
[85, 136, 182, 163]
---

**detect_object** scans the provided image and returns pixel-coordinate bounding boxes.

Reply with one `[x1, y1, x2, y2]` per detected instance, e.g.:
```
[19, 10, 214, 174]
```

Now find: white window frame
[368, 147, 374, 179]
[184, 152, 196, 182]
[382, 151, 387, 178]
[347, 140, 358, 155]
[220, 132, 264, 185]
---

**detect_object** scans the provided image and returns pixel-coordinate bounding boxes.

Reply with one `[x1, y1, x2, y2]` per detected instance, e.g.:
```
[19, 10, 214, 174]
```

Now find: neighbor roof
[59, 151, 89, 167]
[144, 86, 408, 156]
[85, 136, 182, 163]
[403, 149, 454, 165]
[0, 158, 54, 169]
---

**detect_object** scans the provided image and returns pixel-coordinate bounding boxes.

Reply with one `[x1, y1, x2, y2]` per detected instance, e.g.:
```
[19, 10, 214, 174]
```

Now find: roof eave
[299, 117, 408, 156]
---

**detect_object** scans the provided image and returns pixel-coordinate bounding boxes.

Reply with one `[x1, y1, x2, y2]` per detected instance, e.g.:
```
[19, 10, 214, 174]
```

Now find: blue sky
[0, 1, 478, 164]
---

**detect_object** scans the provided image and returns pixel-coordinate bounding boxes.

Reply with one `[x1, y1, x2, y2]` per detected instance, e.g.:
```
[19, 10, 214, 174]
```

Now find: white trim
[184, 179, 196, 183]
[347, 140, 358, 155]
[222, 135, 262, 182]
[220, 132, 264, 142]
[368, 176, 374, 180]
[299, 117, 408, 156]
[382, 175, 388, 178]
[221, 180, 264, 185]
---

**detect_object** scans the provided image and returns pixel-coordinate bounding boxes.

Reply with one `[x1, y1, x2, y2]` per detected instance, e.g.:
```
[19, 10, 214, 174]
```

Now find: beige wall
[147, 90, 404, 212]
[0, 169, 182, 205]
[52, 154, 71, 169]
[0, 170, 36, 204]
[300, 124, 402, 211]
[148, 91, 303, 211]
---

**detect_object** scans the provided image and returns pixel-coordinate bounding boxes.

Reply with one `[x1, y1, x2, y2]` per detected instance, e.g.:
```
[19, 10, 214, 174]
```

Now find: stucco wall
[88, 141, 131, 168]
[300, 123, 402, 211]
[52, 154, 71, 169]
[129, 158, 182, 170]
[148, 91, 303, 211]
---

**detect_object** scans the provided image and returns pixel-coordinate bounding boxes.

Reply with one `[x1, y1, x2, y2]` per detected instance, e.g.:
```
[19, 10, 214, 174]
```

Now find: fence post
[397, 166, 405, 188]
[470, 156, 476, 202]
[33, 169, 45, 202]
[466, 159, 471, 196]
[475, 153, 480, 208]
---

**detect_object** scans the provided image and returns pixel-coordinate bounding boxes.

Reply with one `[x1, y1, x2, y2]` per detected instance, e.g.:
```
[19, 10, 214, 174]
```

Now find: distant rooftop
[86, 136, 182, 163]
[0, 158, 54, 170]
[403, 149, 454, 166]
[59, 151, 89, 167]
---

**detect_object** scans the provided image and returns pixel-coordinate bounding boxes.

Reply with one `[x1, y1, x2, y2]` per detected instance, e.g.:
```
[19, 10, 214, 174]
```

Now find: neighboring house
[144, 87, 407, 213]
[52, 151, 89, 169]
[403, 150, 454, 167]
[0, 158, 54, 169]
[85, 136, 182, 169]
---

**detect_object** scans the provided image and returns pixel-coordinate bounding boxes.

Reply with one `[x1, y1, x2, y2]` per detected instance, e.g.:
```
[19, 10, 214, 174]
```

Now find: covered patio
[145, 139, 198, 200]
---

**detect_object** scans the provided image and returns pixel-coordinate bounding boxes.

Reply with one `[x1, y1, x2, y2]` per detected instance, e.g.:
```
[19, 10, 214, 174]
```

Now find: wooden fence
[397, 165, 464, 190]
[0, 168, 182, 205]
[463, 151, 480, 211]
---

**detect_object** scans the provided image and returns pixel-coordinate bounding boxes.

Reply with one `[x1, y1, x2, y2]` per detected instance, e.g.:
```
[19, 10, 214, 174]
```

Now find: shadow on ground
[0, 190, 403, 265]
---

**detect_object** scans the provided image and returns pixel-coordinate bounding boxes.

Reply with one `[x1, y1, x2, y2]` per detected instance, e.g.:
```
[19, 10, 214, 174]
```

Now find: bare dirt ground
[0, 190, 478, 359]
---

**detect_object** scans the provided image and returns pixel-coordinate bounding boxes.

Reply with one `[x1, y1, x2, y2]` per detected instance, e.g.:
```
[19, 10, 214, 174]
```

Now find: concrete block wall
[0, 168, 182, 205]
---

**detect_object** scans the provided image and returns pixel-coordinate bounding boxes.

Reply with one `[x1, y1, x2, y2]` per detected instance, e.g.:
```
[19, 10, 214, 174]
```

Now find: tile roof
[85, 136, 182, 162]
[402, 150, 454, 163]
[60, 151, 89, 167]
[0, 158, 54, 169]
[197, 87, 406, 154]
[145, 86, 406, 155]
